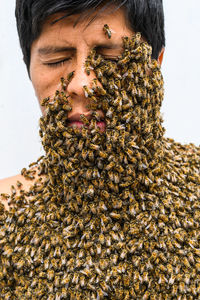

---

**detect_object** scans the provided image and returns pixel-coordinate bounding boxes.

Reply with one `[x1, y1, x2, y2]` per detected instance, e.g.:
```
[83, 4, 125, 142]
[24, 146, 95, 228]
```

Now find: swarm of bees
[0, 26, 200, 299]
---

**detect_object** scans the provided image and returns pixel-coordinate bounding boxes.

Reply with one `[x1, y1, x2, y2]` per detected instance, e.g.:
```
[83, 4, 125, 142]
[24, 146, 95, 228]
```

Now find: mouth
[68, 120, 106, 131]
[67, 112, 106, 132]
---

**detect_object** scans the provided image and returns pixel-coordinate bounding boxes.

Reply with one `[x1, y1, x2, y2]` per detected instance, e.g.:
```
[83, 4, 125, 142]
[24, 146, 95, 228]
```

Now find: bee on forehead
[103, 24, 112, 39]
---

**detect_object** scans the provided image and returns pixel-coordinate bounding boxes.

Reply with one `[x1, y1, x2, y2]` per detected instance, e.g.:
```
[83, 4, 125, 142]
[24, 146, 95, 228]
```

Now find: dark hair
[15, 0, 165, 74]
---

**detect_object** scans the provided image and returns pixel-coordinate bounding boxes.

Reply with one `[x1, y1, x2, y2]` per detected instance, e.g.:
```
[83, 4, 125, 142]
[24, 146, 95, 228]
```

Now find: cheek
[30, 67, 63, 102]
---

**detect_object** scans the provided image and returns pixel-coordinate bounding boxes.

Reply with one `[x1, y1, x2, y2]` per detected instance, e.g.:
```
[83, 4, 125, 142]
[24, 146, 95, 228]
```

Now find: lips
[68, 120, 106, 131]
[67, 112, 106, 131]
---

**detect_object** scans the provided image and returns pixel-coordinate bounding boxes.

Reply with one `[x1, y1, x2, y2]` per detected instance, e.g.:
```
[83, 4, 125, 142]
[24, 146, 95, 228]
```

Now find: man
[0, 0, 164, 206]
[0, 0, 199, 299]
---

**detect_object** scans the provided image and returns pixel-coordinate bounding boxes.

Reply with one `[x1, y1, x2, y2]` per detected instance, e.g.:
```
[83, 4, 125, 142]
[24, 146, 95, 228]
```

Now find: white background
[0, 1, 200, 179]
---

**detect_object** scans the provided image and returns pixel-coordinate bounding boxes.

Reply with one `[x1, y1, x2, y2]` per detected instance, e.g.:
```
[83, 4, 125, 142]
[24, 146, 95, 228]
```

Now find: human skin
[30, 7, 164, 122]
[0, 6, 164, 200]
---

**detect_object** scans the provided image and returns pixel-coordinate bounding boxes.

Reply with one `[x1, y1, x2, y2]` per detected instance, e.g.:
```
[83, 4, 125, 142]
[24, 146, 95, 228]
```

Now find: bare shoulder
[0, 167, 46, 211]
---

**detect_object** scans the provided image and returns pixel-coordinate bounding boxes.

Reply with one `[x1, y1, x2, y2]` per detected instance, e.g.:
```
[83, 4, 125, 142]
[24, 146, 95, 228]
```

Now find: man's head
[15, 0, 165, 119]
[15, 0, 165, 74]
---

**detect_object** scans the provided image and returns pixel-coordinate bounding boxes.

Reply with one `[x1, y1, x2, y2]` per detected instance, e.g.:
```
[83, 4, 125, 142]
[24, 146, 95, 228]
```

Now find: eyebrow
[38, 46, 75, 55]
[38, 43, 122, 56]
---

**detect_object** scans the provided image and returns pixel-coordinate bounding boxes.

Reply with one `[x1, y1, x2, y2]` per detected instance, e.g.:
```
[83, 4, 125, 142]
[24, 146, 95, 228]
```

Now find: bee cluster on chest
[0, 24, 200, 300]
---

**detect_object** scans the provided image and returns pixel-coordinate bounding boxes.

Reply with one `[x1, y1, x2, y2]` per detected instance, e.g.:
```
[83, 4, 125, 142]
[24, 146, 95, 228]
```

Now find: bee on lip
[1, 26, 200, 299]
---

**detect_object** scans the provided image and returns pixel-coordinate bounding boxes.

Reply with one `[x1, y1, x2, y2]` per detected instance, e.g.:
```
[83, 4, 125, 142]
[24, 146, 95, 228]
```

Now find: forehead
[39, 7, 133, 42]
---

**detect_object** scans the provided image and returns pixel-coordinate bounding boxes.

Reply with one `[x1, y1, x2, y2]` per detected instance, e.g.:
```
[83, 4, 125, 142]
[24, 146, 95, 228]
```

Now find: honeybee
[86, 185, 94, 198]
[81, 148, 88, 160]
[83, 85, 94, 98]
[103, 24, 112, 39]
[57, 121, 66, 132]
[88, 150, 94, 162]
[171, 284, 178, 296]
[92, 168, 100, 179]
[95, 86, 106, 96]
[80, 114, 90, 126]
[41, 96, 50, 106]
[101, 190, 110, 202]
[95, 67, 103, 79]
[90, 143, 100, 151]
[106, 107, 114, 119]
[105, 161, 115, 171]
[0, 193, 10, 200]
[122, 111, 132, 123]
[118, 54, 131, 66]
[62, 103, 72, 112]
[66, 70, 74, 82]
[142, 291, 150, 300]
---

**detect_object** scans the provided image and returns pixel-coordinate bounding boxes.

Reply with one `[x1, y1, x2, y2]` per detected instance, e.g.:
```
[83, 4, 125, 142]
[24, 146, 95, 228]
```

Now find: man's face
[30, 7, 134, 124]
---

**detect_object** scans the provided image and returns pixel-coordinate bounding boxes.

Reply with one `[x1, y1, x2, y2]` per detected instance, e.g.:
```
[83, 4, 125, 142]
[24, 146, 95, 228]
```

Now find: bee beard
[39, 35, 165, 212]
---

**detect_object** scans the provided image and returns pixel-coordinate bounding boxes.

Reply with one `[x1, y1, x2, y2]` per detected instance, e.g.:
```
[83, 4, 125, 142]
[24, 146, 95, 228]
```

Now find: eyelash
[45, 56, 118, 68]
[45, 58, 70, 68]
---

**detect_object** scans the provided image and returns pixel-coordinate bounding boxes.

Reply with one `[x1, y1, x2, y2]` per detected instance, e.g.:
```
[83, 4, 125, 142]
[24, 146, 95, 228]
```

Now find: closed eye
[44, 58, 71, 68]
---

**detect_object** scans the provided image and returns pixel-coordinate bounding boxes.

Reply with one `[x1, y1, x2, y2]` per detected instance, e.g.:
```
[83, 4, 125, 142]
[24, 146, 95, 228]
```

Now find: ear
[157, 48, 165, 66]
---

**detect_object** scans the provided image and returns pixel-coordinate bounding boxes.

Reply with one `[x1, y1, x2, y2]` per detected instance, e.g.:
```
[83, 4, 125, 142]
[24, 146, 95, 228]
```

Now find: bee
[101, 190, 110, 200]
[106, 63, 117, 77]
[84, 60, 94, 75]
[80, 268, 92, 278]
[0, 193, 10, 200]
[86, 185, 94, 198]
[99, 279, 110, 293]
[194, 248, 200, 256]
[90, 143, 100, 151]
[171, 284, 178, 297]
[95, 67, 103, 79]
[66, 70, 74, 83]
[95, 85, 107, 96]
[188, 238, 198, 249]
[96, 243, 102, 255]
[78, 275, 86, 288]
[53, 246, 61, 258]
[99, 150, 108, 159]
[81, 127, 88, 138]
[71, 272, 79, 285]
[93, 168, 100, 179]
[61, 273, 71, 287]
[106, 181, 114, 192]
[118, 55, 131, 66]
[122, 111, 132, 123]
[85, 168, 92, 180]
[110, 212, 121, 220]
[57, 121, 66, 132]
[142, 291, 150, 300]
[96, 159, 103, 170]
[105, 161, 115, 171]
[106, 107, 114, 119]
[41, 96, 50, 106]
[2, 246, 13, 258]
[80, 114, 90, 126]
[88, 150, 94, 161]
[99, 201, 107, 212]
[103, 24, 112, 39]
[62, 103, 72, 112]
[83, 85, 94, 98]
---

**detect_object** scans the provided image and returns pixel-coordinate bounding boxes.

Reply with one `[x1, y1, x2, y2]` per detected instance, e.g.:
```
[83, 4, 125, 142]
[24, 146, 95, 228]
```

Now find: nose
[66, 57, 103, 112]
